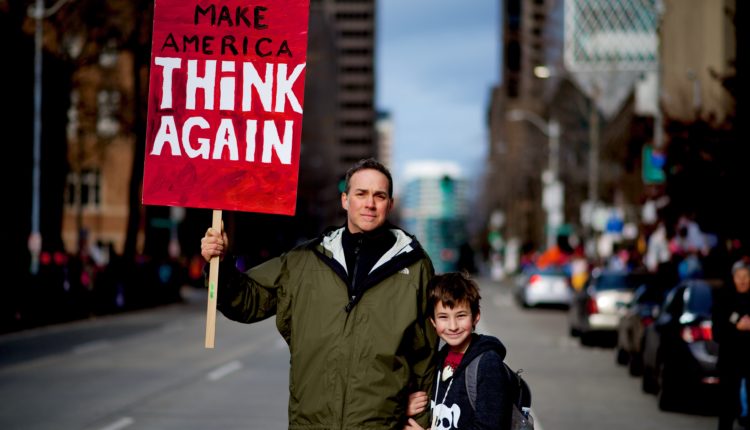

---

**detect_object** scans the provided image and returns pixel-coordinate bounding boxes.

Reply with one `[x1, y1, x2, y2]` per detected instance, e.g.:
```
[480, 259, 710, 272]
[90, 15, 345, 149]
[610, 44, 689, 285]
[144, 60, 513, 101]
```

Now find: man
[714, 260, 750, 430]
[201, 158, 437, 430]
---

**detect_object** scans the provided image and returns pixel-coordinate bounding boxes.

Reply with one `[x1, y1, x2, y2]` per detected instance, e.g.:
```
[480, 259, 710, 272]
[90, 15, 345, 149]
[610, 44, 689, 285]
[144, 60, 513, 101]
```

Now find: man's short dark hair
[344, 158, 393, 198]
[427, 272, 481, 319]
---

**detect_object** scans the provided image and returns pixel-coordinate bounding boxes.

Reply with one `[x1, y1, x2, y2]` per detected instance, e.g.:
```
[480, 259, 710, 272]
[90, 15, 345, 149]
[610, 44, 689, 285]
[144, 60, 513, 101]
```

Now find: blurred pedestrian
[714, 260, 750, 430]
[200, 158, 437, 430]
[570, 245, 589, 291]
[404, 272, 513, 430]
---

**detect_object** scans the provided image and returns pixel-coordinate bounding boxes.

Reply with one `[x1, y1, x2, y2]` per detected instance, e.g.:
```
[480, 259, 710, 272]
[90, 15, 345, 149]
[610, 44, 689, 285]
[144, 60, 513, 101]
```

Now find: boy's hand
[403, 417, 426, 430]
[406, 391, 429, 416]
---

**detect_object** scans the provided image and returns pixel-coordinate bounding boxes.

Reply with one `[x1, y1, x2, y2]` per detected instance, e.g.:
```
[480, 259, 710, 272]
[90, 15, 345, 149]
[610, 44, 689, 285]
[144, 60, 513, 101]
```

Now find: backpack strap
[464, 351, 484, 412]
[465, 352, 531, 411]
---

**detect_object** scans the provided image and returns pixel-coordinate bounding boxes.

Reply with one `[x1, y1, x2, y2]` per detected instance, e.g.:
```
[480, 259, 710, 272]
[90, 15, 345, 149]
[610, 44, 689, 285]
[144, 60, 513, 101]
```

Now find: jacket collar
[320, 225, 416, 274]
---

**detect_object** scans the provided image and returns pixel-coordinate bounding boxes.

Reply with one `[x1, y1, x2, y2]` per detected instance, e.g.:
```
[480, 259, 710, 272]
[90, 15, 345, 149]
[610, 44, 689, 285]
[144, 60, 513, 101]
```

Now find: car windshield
[524, 265, 566, 277]
[684, 284, 713, 315]
[594, 272, 654, 291]
[634, 285, 664, 304]
[536, 267, 567, 276]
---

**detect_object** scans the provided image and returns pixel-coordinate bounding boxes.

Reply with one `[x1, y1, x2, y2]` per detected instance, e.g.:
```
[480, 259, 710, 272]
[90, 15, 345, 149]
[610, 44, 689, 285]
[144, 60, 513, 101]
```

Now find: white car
[515, 267, 573, 308]
[569, 269, 657, 346]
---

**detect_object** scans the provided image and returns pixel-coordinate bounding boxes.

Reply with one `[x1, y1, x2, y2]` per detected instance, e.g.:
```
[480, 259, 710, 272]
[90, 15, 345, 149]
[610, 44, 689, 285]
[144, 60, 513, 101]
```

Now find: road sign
[642, 145, 666, 184]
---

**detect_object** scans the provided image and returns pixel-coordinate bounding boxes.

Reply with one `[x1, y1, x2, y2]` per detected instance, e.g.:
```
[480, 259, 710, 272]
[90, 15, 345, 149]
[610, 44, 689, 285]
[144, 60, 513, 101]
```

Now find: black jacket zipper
[345, 239, 362, 312]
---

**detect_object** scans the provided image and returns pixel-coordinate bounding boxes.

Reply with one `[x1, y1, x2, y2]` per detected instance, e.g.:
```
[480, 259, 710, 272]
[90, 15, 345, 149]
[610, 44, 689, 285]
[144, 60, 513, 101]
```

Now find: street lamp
[28, 0, 75, 274]
[506, 109, 563, 250]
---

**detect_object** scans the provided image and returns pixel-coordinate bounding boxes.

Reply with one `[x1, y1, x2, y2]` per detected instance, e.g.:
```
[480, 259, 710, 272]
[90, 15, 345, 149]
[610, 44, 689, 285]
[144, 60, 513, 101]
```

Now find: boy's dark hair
[427, 272, 481, 319]
[344, 158, 393, 198]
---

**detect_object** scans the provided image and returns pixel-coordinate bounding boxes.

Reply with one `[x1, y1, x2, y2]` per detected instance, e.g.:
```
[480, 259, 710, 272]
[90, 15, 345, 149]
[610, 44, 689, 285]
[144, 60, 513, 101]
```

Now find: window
[341, 137, 372, 145]
[340, 101, 372, 109]
[65, 169, 102, 210]
[341, 119, 373, 128]
[97, 90, 121, 138]
[340, 30, 372, 38]
[335, 12, 372, 20]
[340, 65, 372, 74]
[342, 83, 373, 92]
[340, 47, 372, 56]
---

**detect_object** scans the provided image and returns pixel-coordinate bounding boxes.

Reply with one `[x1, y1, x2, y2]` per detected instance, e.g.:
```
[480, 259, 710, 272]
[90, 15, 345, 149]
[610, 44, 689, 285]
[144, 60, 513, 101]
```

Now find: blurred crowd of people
[2, 237, 206, 334]
[517, 212, 748, 293]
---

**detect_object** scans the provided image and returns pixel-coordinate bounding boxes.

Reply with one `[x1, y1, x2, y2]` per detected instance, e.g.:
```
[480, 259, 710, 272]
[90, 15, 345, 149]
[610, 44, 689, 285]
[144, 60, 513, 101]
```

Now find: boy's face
[430, 300, 480, 353]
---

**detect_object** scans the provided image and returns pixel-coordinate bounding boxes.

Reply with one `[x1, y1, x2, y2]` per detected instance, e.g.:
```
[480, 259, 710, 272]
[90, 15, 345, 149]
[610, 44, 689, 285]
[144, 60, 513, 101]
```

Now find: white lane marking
[207, 360, 243, 381]
[98, 417, 134, 430]
[73, 340, 112, 355]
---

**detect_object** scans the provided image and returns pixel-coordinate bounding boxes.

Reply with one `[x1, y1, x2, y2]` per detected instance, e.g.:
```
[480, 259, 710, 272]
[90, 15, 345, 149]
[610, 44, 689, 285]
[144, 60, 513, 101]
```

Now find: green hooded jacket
[215, 226, 437, 430]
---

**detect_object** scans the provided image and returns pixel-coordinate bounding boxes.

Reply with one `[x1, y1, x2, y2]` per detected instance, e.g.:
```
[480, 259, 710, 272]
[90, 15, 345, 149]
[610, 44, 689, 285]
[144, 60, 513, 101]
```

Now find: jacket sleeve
[711, 288, 730, 344]
[471, 352, 513, 430]
[410, 258, 438, 428]
[210, 254, 286, 324]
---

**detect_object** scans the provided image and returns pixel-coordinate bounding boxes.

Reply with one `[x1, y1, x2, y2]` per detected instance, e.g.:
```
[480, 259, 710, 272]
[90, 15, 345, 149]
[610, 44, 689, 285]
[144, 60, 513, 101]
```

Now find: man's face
[342, 169, 393, 233]
[734, 268, 750, 294]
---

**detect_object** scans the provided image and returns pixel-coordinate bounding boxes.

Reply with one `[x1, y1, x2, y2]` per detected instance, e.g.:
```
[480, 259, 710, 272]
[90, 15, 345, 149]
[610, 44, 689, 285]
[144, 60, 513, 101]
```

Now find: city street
[1, 279, 717, 430]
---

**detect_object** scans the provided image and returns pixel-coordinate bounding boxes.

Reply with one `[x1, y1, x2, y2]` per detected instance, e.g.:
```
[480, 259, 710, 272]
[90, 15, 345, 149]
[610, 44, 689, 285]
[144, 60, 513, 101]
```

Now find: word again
[151, 116, 296, 165]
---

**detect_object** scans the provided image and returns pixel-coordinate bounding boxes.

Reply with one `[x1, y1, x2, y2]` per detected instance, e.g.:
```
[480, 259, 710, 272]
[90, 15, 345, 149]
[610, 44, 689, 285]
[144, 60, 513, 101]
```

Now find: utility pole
[27, 0, 76, 274]
[587, 91, 599, 207]
[29, 0, 44, 275]
[507, 109, 564, 250]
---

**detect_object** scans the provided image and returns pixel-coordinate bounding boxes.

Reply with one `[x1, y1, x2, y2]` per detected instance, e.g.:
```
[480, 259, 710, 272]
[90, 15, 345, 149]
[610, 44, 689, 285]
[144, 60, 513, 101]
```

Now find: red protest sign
[143, 0, 310, 215]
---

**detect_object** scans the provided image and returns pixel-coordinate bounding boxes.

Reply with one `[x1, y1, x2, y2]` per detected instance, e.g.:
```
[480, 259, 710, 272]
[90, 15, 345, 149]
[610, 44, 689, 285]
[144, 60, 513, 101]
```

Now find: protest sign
[143, 0, 310, 347]
[143, 0, 309, 215]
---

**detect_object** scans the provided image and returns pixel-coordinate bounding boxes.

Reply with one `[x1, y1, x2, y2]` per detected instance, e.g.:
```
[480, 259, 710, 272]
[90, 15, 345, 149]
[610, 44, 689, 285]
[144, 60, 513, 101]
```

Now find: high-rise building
[485, 0, 561, 249]
[399, 161, 470, 274]
[314, 0, 378, 179]
[375, 111, 393, 171]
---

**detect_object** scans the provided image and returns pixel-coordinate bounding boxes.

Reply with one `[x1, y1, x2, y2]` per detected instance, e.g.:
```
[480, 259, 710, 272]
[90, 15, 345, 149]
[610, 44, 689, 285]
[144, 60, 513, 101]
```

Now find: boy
[405, 272, 513, 430]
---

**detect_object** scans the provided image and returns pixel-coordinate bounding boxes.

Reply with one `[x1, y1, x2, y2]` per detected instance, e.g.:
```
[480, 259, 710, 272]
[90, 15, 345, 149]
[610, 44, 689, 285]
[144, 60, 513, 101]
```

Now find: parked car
[569, 269, 656, 346]
[641, 279, 719, 412]
[514, 265, 572, 309]
[615, 283, 666, 375]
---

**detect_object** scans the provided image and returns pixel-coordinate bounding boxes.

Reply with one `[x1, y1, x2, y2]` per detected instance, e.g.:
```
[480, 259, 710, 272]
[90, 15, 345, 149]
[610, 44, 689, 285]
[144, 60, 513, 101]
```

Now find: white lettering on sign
[153, 57, 305, 113]
[150, 116, 295, 165]
[154, 57, 182, 109]
[150, 57, 304, 165]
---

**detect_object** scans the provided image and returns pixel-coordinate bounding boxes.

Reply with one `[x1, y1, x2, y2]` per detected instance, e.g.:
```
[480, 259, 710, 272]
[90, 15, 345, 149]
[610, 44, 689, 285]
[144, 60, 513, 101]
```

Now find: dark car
[641, 280, 719, 412]
[615, 284, 666, 375]
[569, 269, 656, 346]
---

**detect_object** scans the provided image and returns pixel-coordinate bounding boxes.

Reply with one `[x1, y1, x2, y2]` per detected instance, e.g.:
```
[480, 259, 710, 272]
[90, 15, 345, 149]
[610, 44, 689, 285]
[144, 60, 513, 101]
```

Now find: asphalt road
[0, 279, 718, 429]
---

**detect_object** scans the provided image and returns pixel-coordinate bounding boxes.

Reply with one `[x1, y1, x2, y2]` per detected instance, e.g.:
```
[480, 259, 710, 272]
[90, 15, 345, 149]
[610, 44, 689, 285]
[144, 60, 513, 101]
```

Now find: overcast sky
[376, 0, 501, 192]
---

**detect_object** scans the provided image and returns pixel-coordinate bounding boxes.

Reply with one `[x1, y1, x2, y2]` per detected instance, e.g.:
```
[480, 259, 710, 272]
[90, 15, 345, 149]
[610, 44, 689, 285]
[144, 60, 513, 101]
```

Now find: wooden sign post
[205, 209, 222, 348]
[143, 0, 310, 348]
